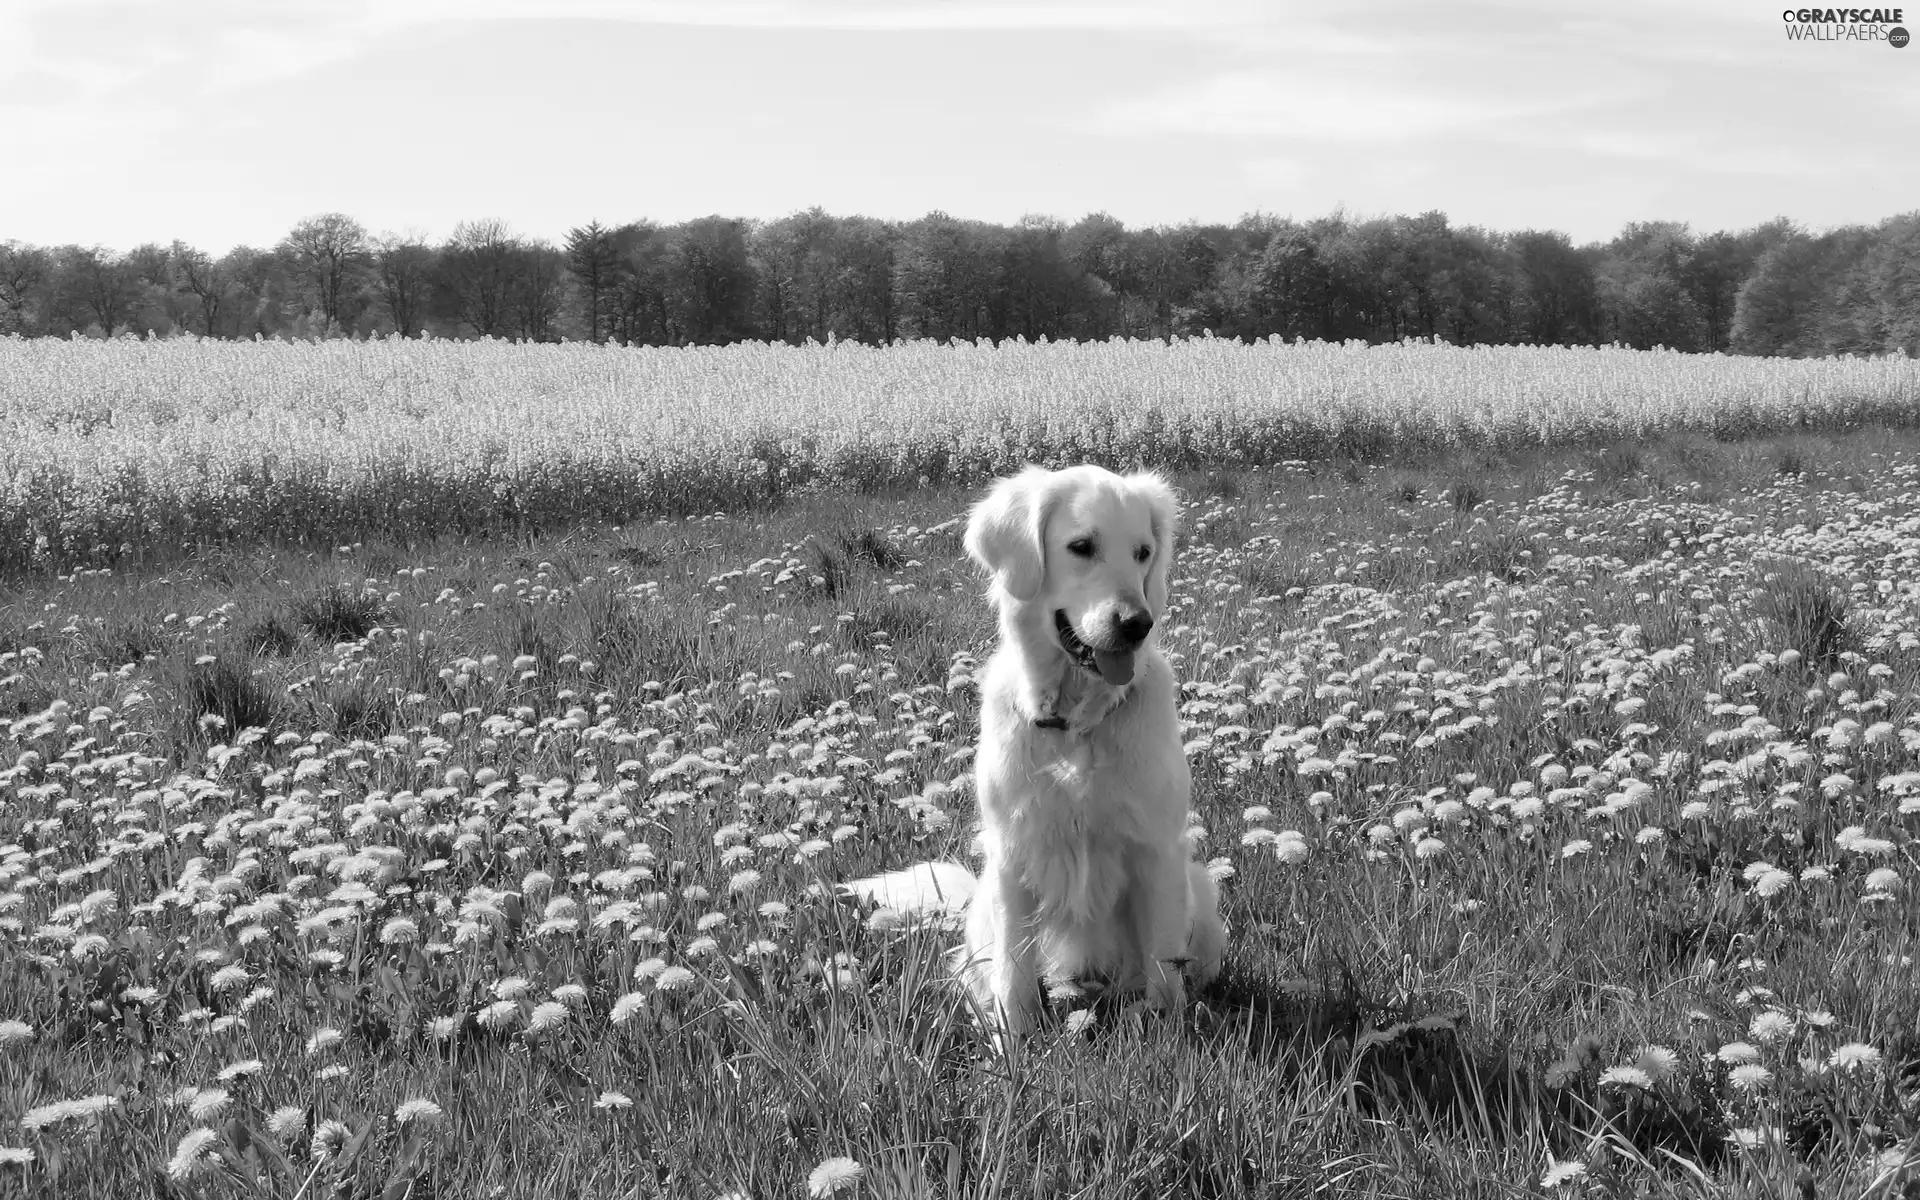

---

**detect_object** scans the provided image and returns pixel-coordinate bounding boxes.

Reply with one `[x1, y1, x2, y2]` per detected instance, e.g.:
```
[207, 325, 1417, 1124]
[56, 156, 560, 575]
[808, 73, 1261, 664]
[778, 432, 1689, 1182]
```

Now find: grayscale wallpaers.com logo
[1782, 7, 1910, 43]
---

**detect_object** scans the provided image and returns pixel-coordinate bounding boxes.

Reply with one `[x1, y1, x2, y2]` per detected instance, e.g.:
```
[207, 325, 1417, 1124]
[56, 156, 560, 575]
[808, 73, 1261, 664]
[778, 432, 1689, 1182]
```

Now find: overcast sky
[2, 0, 1913, 253]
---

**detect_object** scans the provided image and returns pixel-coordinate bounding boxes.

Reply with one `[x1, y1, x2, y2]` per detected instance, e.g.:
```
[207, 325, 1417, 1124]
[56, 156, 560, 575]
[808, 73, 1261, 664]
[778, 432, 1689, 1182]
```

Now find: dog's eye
[1066, 538, 1095, 558]
[1134, 545, 1151, 563]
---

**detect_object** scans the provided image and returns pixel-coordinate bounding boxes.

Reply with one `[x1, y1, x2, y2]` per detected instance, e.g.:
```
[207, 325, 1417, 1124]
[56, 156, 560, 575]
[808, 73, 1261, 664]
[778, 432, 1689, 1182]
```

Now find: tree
[171, 241, 234, 336]
[279, 213, 369, 333]
[0, 241, 49, 334]
[509, 241, 566, 341]
[56, 246, 141, 336]
[606, 222, 671, 345]
[564, 220, 619, 342]
[665, 216, 756, 344]
[440, 219, 519, 337]
[1510, 230, 1599, 346]
[370, 235, 436, 337]
[829, 216, 898, 344]
[1729, 235, 1821, 356]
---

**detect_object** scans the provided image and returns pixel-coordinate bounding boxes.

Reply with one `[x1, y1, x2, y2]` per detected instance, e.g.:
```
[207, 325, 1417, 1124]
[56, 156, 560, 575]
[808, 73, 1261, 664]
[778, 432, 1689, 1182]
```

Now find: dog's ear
[1127, 470, 1180, 615]
[965, 467, 1054, 602]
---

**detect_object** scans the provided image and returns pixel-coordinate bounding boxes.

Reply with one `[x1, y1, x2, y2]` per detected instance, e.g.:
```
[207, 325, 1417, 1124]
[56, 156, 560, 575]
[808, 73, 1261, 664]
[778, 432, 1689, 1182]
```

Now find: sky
[0, 0, 1914, 253]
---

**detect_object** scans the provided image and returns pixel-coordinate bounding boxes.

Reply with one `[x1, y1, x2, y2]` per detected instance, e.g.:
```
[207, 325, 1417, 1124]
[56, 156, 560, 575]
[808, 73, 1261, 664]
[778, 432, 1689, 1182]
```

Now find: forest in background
[1, 206, 1915, 356]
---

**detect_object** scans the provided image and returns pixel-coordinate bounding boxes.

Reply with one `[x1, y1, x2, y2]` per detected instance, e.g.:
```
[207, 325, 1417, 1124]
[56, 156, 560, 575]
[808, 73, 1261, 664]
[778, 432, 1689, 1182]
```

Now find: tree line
[1, 207, 1914, 355]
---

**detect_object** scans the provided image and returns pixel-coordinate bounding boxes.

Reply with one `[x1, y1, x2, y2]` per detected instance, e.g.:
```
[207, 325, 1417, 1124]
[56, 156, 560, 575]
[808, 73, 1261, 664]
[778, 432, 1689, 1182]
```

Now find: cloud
[1090, 69, 1640, 143]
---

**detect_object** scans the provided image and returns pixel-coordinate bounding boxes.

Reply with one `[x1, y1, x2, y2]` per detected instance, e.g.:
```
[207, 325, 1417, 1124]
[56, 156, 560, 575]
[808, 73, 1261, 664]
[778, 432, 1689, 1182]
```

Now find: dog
[847, 464, 1226, 1036]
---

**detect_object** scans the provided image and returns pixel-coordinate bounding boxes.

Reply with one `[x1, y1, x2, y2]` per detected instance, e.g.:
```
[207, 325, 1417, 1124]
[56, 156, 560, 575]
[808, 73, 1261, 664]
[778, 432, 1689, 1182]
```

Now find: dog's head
[964, 464, 1178, 686]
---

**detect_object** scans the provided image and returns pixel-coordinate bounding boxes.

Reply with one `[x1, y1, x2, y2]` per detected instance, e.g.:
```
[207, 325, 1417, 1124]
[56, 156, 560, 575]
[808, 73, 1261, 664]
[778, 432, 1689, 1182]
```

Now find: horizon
[3, 0, 1915, 255]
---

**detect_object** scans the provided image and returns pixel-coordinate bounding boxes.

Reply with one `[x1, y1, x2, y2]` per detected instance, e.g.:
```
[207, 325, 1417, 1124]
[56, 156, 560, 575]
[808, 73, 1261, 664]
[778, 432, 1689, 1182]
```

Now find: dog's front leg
[987, 858, 1044, 1035]
[1129, 843, 1194, 1016]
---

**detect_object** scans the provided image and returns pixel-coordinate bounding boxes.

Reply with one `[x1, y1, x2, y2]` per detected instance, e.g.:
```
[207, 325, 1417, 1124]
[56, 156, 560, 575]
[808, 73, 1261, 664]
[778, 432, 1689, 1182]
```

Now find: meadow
[6, 338, 1920, 1196]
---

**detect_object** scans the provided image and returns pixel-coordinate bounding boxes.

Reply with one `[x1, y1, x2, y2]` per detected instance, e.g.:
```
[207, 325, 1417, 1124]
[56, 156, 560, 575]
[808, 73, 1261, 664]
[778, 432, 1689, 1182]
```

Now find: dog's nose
[1115, 607, 1153, 645]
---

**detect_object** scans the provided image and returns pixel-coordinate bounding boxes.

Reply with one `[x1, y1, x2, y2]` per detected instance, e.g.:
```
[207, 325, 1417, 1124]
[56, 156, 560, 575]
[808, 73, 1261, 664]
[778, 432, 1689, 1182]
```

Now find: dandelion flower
[527, 1002, 568, 1033]
[1064, 1009, 1097, 1036]
[594, 1091, 633, 1111]
[1274, 832, 1310, 864]
[807, 1156, 864, 1197]
[1636, 1045, 1678, 1083]
[266, 1106, 306, 1139]
[478, 1000, 520, 1030]
[1728, 1063, 1773, 1092]
[1829, 1042, 1883, 1072]
[189, 1088, 232, 1121]
[1598, 1066, 1652, 1090]
[317, 1065, 348, 1082]
[1560, 840, 1592, 859]
[393, 1099, 442, 1126]
[167, 1128, 220, 1180]
[1749, 1011, 1793, 1044]
[0, 1147, 34, 1166]
[1540, 1158, 1587, 1187]
[654, 965, 697, 993]
[311, 1120, 351, 1162]
[217, 1058, 264, 1082]
[0, 1021, 31, 1047]
[307, 1027, 343, 1055]
[1414, 836, 1446, 859]
[492, 976, 530, 1001]
[1716, 1041, 1761, 1065]
[610, 992, 647, 1025]
[429, 1015, 460, 1042]
[552, 984, 587, 1008]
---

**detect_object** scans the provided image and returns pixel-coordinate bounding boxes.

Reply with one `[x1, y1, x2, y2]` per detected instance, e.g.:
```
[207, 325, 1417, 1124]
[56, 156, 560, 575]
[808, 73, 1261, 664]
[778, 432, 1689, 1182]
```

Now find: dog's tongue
[1093, 649, 1135, 686]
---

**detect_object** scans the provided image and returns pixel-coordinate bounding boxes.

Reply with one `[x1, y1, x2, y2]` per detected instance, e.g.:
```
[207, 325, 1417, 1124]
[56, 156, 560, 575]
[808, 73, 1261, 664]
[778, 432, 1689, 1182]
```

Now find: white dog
[849, 464, 1225, 1035]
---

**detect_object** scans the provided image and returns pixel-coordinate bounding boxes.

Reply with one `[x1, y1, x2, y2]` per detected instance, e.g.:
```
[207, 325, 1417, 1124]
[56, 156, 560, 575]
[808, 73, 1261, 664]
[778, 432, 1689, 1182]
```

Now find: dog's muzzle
[1054, 609, 1145, 686]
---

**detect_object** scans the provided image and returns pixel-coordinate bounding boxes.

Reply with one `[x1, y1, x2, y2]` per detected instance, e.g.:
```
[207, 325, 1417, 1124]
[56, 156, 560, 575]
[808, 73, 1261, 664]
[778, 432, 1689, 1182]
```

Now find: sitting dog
[849, 464, 1225, 1035]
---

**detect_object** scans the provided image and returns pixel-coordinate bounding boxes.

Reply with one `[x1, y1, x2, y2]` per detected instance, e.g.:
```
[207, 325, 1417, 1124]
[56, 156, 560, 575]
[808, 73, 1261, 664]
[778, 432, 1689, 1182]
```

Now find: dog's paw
[1145, 972, 1186, 1017]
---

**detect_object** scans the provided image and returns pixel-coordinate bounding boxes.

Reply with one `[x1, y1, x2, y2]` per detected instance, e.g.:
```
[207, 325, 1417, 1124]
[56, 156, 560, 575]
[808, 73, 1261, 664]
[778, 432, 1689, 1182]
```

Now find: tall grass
[4, 334, 1917, 570]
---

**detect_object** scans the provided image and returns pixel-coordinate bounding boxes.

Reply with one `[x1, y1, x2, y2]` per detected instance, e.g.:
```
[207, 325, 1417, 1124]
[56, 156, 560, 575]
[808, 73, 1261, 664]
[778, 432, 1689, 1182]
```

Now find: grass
[4, 428, 1920, 1196]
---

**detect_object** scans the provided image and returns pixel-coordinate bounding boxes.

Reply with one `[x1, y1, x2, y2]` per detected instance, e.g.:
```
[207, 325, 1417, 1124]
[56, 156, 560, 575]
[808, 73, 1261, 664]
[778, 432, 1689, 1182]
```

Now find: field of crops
[7, 413, 1920, 1194]
[4, 334, 1918, 570]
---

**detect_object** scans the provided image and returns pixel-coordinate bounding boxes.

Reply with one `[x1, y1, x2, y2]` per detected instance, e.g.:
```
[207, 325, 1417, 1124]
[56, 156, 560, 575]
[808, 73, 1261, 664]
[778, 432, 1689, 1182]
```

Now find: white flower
[610, 992, 648, 1024]
[1716, 1041, 1760, 1065]
[807, 1156, 864, 1197]
[654, 965, 697, 993]
[307, 1027, 343, 1055]
[0, 1021, 32, 1047]
[528, 1001, 568, 1033]
[189, 1088, 231, 1121]
[1728, 1063, 1773, 1091]
[1829, 1042, 1883, 1072]
[167, 1128, 220, 1180]
[266, 1106, 306, 1139]
[1636, 1045, 1678, 1083]
[1598, 1066, 1652, 1090]
[393, 1099, 442, 1126]
[594, 1091, 633, 1111]
[1540, 1158, 1587, 1187]
[1749, 1012, 1794, 1044]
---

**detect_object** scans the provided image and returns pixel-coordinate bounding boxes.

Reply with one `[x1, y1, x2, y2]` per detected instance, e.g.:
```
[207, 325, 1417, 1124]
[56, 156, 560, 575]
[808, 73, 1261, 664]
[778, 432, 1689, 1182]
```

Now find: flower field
[7, 376, 1920, 1191]
[3, 334, 1918, 571]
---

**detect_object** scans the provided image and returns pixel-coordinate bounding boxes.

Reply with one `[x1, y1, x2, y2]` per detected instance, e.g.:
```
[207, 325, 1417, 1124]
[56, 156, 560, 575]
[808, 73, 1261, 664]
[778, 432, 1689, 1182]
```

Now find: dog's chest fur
[977, 646, 1189, 924]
